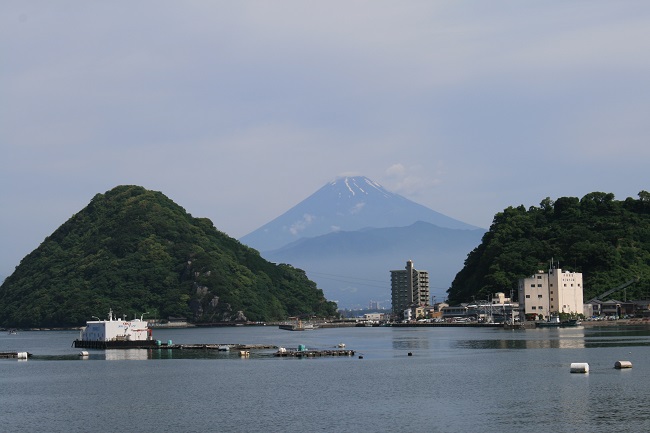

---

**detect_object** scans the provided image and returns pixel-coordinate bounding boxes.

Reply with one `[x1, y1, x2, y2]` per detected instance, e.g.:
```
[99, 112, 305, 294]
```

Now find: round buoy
[79, 351, 89, 357]
[570, 362, 589, 373]
[408, 352, 413, 356]
[615, 360, 632, 369]
[358, 355, 363, 359]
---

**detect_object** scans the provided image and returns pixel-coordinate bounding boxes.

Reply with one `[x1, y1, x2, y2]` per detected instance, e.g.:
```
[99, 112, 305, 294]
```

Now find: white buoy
[79, 351, 89, 357]
[570, 362, 589, 373]
[16, 352, 28, 360]
[615, 360, 632, 369]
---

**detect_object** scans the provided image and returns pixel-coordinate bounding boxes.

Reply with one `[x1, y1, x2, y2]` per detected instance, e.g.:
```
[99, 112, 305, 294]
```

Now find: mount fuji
[240, 176, 479, 252]
[239, 176, 486, 309]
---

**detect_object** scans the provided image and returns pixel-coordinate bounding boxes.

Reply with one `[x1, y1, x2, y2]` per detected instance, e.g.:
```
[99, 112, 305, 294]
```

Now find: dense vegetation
[448, 192, 650, 305]
[0, 186, 337, 328]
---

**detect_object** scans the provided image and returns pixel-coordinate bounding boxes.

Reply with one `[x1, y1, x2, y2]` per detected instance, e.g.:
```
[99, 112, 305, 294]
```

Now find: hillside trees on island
[0, 186, 337, 328]
[447, 192, 650, 305]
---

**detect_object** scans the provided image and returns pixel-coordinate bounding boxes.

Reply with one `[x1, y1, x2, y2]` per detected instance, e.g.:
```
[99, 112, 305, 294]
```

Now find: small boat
[536, 317, 581, 328]
[279, 320, 318, 331]
[536, 316, 562, 328]
[503, 322, 525, 330]
[561, 319, 581, 327]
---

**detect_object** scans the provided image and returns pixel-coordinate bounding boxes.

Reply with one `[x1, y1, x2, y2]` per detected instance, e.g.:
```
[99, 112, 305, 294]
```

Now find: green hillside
[447, 191, 650, 304]
[0, 186, 337, 328]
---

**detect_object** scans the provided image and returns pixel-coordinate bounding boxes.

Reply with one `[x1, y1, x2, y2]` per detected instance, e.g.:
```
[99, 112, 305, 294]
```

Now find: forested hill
[447, 192, 650, 305]
[0, 186, 337, 328]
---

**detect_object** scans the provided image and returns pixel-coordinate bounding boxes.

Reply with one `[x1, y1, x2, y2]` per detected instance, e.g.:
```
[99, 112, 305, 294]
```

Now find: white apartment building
[518, 267, 584, 318]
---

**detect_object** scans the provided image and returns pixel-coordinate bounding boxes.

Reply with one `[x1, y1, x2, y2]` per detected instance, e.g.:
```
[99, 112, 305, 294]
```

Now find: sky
[2, 1, 650, 278]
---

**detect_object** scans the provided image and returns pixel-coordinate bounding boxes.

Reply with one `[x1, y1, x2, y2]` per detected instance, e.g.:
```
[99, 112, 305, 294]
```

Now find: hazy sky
[2, 1, 649, 277]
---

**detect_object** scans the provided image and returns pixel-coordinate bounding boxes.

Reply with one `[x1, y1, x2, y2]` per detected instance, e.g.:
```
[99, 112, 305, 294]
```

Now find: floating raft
[161, 344, 276, 351]
[274, 348, 355, 358]
[72, 340, 276, 351]
[0, 352, 31, 359]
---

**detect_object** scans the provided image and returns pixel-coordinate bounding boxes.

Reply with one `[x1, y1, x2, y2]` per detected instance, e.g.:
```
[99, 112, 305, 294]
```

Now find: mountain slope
[0, 185, 337, 328]
[265, 221, 486, 308]
[240, 176, 480, 252]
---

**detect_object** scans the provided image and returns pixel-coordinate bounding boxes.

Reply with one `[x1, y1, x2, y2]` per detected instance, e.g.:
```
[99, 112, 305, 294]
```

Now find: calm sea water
[2, 325, 650, 432]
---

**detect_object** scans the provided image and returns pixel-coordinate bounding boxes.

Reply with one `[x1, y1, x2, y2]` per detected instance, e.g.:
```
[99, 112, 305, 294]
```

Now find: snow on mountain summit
[329, 176, 392, 200]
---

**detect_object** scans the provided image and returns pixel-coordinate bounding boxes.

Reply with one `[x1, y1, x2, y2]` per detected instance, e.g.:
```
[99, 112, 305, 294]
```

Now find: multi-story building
[391, 260, 429, 318]
[518, 265, 584, 319]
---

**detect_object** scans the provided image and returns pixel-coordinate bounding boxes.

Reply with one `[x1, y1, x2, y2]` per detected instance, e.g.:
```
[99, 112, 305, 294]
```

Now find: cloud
[383, 164, 443, 198]
[288, 214, 316, 235]
[385, 164, 406, 177]
[349, 203, 365, 215]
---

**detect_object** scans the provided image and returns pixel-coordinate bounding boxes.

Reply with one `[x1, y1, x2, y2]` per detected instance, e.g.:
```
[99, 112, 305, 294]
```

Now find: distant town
[340, 260, 649, 326]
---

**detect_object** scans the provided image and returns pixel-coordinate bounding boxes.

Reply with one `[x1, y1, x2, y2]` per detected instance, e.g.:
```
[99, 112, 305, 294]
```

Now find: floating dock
[161, 344, 276, 351]
[0, 352, 31, 359]
[73, 341, 277, 351]
[274, 348, 355, 358]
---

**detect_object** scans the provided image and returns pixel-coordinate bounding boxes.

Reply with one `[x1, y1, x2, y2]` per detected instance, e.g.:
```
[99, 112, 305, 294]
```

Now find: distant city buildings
[518, 264, 584, 319]
[391, 260, 430, 319]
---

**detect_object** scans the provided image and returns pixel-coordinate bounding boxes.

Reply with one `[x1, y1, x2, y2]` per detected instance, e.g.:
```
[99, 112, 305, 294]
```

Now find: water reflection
[105, 349, 149, 361]
[391, 330, 430, 351]
[453, 326, 650, 350]
[455, 338, 586, 349]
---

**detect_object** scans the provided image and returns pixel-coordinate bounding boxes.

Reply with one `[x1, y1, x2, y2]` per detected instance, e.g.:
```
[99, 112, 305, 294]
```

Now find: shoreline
[3, 318, 650, 332]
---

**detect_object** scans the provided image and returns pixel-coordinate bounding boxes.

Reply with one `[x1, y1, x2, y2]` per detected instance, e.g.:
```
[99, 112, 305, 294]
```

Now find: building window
[525, 295, 530, 298]
[532, 306, 536, 310]
[537, 284, 542, 287]
[538, 295, 543, 298]
[530, 284, 535, 288]
[537, 275, 542, 279]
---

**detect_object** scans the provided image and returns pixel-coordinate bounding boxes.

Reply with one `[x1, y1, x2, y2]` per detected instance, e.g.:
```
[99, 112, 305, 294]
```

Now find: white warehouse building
[518, 265, 584, 319]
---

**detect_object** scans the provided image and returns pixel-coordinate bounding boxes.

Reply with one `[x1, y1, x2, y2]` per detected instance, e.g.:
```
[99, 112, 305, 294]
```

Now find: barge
[73, 309, 157, 349]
